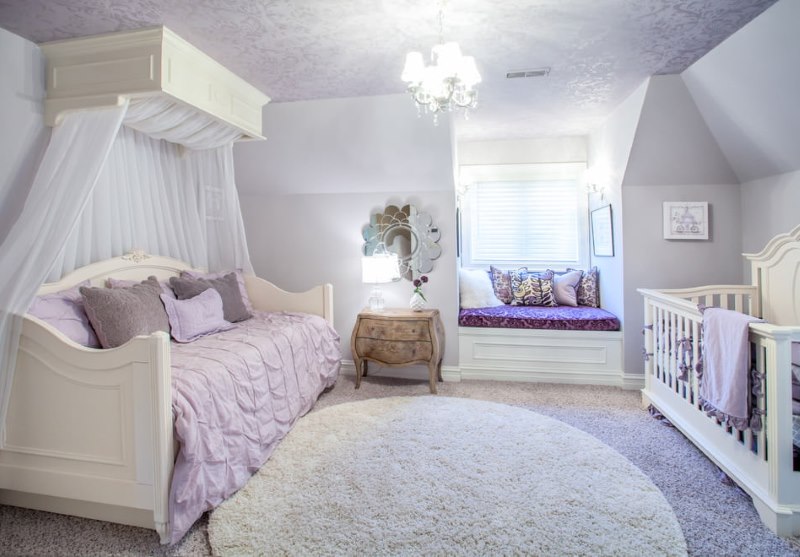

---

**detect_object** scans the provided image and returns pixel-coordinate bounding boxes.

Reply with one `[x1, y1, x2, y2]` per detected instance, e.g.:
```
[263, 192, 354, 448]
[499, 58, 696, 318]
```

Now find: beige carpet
[208, 396, 687, 556]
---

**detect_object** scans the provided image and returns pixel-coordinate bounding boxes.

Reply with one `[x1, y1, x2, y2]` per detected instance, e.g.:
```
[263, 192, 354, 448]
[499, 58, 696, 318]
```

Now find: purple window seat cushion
[459, 304, 620, 331]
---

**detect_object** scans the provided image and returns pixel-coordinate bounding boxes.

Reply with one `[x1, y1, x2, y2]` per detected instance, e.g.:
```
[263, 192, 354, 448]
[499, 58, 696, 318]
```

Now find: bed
[0, 254, 340, 544]
[639, 224, 800, 537]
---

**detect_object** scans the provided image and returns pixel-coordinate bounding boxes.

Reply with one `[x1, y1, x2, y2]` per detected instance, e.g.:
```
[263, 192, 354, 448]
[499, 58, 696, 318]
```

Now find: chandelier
[401, 1, 481, 124]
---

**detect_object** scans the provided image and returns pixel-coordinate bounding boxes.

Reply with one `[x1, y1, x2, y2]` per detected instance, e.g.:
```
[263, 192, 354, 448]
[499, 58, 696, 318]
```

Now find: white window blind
[460, 163, 588, 269]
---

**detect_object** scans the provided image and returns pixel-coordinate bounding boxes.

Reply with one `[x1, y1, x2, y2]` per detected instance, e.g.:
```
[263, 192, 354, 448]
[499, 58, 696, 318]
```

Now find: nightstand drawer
[357, 318, 431, 342]
[355, 338, 433, 364]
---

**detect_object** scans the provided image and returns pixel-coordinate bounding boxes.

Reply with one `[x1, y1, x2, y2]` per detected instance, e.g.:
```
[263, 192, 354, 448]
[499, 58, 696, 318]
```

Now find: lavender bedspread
[458, 305, 620, 331]
[168, 311, 340, 543]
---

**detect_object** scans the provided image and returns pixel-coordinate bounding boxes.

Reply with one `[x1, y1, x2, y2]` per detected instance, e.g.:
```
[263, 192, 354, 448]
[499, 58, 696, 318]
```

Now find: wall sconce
[586, 183, 606, 201]
[361, 243, 400, 311]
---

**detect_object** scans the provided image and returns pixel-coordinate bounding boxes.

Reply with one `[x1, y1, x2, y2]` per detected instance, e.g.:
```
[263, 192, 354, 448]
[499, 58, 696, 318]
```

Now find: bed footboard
[245, 276, 334, 325]
[0, 316, 174, 543]
[639, 286, 800, 536]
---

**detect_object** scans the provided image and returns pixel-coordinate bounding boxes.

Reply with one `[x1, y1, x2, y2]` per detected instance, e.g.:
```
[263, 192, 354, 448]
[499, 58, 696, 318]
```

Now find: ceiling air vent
[506, 67, 551, 79]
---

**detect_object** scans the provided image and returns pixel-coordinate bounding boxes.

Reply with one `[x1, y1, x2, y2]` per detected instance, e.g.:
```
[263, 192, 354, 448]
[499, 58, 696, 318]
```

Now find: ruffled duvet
[168, 311, 340, 543]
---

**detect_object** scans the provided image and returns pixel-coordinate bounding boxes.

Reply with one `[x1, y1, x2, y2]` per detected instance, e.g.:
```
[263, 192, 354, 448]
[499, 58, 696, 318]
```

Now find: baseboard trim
[340, 360, 641, 389]
[458, 365, 619, 387]
[621, 373, 645, 390]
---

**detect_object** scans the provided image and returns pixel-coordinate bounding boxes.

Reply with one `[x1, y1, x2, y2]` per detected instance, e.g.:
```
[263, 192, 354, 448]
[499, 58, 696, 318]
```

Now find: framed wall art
[663, 201, 709, 240]
[590, 204, 614, 257]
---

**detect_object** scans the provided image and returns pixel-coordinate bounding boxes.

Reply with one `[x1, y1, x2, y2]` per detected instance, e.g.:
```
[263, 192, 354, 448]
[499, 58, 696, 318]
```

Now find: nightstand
[351, 308, 445, 394]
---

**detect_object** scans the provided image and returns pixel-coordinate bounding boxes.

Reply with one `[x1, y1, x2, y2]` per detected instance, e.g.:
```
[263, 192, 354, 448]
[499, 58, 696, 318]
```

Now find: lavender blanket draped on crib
[168, 311, 340, 544]
[700, 307, 762, 431]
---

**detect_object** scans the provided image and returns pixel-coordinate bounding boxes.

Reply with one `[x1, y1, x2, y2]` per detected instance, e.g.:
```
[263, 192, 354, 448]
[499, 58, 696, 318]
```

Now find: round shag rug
[208, 397, 687, 556]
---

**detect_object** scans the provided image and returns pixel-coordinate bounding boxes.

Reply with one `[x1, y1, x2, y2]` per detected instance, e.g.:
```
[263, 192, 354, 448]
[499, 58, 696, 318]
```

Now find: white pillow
[553, 270, 583, 307]
[459, 268, 505, 309]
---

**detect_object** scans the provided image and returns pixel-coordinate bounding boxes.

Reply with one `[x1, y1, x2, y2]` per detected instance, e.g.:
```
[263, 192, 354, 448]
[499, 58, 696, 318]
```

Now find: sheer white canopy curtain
[0, 97, 254, 435]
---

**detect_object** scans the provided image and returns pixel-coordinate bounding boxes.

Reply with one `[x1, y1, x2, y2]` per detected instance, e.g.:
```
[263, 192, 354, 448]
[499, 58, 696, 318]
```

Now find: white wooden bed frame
[0, 254, 334, 543]
[639, 225, 800, 537]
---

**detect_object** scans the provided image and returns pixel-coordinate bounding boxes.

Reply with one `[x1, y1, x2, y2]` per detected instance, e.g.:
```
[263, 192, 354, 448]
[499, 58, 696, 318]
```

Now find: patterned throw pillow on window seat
[489, 265, 514, 304]
[509, 268, 557, 307]
[567, 266, 600, 308]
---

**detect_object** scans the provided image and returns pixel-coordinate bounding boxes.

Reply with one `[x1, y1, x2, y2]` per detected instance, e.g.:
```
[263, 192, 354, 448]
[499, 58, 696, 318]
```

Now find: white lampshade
[456, 56, 481, 87]
[401, 51, 425, 83]
[433, 42, 463, 74]
[362, 254, 400, 284]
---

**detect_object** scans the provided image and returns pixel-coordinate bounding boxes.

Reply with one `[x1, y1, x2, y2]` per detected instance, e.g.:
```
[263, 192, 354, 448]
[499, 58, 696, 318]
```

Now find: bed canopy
[0, 26, 270, 436]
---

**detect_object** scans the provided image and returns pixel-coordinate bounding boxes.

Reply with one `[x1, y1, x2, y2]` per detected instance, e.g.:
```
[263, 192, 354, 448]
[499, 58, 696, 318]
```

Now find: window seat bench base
[457, 327, 639, 389]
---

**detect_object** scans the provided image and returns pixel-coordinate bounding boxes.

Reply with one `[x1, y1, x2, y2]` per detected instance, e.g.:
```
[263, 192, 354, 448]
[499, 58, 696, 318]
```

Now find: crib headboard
[744, 224, 800, 326]
[38, 253, 195, 294]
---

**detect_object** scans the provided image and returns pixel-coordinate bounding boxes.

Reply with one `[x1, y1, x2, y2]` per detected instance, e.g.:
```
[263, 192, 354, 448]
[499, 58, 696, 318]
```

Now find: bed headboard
[744, 224, 800, 326]
[38, 253, 196, 295]
[36, 252, 335, 324]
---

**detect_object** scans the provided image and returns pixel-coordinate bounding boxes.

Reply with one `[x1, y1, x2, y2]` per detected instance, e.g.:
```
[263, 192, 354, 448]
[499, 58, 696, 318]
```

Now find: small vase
[410, 291, 426, 312]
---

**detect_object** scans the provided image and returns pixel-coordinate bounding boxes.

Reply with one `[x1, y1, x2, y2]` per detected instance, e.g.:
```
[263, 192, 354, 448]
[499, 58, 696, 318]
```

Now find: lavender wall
[234, 95, 459, 377]
[587, 79, 648, 339]
[620, 75, 742, 376]
[0, 27, 48, 243]
[740, 170, 800, 260]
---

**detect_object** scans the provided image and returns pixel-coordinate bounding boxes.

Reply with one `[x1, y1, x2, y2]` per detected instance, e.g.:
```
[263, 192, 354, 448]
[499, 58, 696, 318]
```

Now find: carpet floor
[208, 397, 686, 556]
[1, 375, 799, 556]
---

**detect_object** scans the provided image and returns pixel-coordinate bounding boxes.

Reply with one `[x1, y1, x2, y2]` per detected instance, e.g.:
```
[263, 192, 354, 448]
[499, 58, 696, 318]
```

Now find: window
[459, 163, 588, 270]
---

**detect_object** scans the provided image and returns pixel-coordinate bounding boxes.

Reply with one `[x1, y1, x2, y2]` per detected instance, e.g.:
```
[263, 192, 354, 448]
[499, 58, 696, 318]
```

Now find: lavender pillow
[169, 273, 251, 323]
[160, 288, 235, 343]
[80, 276, 170, 349]
[28, 281, 100, 348]
[551, 270, 583, 307]
[107, 277, 176, 299]
[181, 269, 253, 313]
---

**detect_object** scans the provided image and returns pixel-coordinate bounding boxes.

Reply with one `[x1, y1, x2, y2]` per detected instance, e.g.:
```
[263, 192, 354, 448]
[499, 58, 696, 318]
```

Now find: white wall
[587, 78, 648, 333]
[235, 95, 459, 376]
[457, 137, 587, 166]
[0, 27, 48, 243]
[620, 75, 742, 375]
[681, 0, 800, 183]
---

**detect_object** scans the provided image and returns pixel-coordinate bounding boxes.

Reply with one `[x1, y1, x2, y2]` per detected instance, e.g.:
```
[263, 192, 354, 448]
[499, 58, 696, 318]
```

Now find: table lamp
[362, 244, 400, 311]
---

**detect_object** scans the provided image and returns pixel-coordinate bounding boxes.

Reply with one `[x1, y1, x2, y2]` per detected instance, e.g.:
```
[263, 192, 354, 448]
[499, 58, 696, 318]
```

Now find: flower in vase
[412, 275, 429, 301]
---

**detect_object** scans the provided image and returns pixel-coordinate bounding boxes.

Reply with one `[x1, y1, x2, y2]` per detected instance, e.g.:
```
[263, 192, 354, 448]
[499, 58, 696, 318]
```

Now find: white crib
[639, 225, 800, 537]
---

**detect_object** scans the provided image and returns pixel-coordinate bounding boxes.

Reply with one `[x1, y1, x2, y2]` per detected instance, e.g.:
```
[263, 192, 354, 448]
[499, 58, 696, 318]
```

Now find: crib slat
[754, 342, 767, 461]
[656, 307, 664, 383]
[692, 319, 700, 408]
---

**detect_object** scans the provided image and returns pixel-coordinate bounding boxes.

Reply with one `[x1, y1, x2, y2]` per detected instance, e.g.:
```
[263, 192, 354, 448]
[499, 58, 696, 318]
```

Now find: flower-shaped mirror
[362, 204, 442, 281]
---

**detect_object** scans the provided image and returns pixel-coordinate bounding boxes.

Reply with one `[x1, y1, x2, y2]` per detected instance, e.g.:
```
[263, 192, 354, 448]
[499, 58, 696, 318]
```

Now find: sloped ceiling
[0, 0, 776, 141]
[622, 75, 738, 186]
[681, 0, 800, 183]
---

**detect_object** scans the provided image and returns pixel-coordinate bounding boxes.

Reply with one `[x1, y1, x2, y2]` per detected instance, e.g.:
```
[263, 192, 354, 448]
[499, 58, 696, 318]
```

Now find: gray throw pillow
[169, 272, 251, 323]
[80, 276, 170, 349]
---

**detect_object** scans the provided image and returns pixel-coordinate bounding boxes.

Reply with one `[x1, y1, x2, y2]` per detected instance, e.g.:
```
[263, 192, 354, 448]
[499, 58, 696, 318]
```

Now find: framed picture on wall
[590, 205, 614, 257]
[663, 201, 709, 240]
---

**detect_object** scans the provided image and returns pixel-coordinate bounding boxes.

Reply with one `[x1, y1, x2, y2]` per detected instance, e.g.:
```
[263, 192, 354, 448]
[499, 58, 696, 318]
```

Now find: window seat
[458, 305, 620, 331]
[457, 305, 634, 389]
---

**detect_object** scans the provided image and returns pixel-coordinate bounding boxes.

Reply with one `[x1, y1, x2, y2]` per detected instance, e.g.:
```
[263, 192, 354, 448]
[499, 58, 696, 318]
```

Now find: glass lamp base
[368, 285, 385, 311]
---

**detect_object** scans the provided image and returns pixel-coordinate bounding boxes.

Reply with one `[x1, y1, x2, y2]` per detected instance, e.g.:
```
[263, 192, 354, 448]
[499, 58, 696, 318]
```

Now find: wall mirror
[362, 204, 442, 281]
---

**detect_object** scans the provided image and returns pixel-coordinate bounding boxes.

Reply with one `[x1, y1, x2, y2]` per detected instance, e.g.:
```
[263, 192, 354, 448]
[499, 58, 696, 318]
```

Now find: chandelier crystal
[401, 3, 481, 124]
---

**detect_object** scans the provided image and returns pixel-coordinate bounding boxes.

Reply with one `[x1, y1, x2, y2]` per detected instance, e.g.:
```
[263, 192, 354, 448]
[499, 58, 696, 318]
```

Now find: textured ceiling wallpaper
[0, 0, 778, 139]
